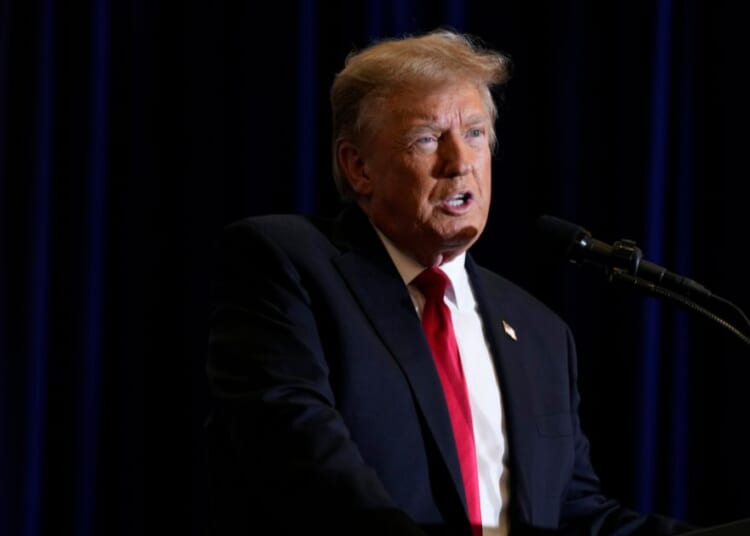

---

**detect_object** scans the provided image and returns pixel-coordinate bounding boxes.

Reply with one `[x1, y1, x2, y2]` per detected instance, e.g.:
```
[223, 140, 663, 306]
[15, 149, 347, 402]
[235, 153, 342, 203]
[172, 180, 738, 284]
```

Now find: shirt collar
[372, 224, 474, 312]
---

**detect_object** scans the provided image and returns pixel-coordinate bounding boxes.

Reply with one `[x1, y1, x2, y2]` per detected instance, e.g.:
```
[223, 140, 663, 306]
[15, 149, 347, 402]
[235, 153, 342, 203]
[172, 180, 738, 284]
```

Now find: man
[206, 29, 692, 535]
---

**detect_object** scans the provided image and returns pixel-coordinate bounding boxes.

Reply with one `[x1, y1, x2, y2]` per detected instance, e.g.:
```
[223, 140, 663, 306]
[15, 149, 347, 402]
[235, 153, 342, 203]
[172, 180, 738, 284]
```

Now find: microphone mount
[609, 239, 642, 278]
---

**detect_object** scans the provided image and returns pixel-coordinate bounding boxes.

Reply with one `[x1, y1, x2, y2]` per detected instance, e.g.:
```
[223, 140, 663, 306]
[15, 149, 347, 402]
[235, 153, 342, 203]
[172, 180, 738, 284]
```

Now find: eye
[467, 128, 484, 139]
[415, 135, 438, 145]
[411, 135, 439, 152]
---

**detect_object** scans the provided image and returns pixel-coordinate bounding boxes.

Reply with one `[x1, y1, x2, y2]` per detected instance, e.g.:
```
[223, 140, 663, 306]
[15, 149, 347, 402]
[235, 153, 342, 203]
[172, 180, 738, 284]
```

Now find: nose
[438, 132, 472, 179]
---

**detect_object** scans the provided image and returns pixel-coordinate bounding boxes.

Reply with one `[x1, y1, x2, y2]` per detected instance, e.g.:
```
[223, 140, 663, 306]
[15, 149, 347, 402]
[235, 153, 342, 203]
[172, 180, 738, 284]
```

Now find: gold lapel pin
[502, 320, 517, 341]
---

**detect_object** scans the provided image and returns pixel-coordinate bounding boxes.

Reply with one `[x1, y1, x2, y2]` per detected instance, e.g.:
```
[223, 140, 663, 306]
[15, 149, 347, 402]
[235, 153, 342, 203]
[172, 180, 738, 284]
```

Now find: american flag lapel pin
[502, 320, 517, 341]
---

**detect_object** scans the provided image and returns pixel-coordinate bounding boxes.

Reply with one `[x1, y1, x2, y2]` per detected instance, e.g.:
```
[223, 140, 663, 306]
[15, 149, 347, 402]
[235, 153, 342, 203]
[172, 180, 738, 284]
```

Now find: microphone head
[536, 214, 591, 262]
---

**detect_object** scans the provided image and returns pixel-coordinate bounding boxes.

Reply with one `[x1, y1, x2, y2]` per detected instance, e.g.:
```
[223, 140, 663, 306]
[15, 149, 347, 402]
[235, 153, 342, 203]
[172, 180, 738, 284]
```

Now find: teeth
[446, 193, 467, 207]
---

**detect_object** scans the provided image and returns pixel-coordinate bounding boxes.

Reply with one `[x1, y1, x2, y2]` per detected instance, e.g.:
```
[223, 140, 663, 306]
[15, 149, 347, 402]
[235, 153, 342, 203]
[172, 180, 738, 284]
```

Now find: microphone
[536, 214, 712, 299]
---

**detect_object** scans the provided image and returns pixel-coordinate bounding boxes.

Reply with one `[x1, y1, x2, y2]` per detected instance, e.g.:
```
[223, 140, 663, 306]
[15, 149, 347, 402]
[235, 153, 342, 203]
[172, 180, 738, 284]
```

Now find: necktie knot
[412, 267, 450, 301]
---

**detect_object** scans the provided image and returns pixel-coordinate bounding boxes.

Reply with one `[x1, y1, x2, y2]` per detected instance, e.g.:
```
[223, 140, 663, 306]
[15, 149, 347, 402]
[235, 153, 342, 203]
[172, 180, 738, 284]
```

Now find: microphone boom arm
[608, 269, 750, 348]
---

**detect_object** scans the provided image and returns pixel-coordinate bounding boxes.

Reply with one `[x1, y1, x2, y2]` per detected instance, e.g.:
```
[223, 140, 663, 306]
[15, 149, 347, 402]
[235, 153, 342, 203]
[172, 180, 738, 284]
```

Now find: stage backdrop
[1, 1, 748, 535]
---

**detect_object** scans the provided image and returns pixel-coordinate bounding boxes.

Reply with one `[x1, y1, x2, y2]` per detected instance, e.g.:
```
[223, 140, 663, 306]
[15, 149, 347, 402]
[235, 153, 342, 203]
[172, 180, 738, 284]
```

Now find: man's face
[353, 82, 493, 267]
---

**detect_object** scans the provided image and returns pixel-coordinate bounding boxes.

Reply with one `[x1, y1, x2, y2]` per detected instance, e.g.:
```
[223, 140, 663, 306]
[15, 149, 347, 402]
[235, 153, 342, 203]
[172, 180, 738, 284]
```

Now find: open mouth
[444, 191, 473, 208]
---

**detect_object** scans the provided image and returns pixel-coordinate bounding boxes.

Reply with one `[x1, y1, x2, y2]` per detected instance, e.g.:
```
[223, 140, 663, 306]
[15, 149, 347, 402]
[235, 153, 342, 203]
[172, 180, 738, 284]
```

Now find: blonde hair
[330, 29, 512, 199]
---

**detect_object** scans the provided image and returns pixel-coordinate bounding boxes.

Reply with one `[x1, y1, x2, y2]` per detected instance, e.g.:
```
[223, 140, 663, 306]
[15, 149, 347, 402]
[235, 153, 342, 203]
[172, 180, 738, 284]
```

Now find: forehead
[381, 82, 489, 127]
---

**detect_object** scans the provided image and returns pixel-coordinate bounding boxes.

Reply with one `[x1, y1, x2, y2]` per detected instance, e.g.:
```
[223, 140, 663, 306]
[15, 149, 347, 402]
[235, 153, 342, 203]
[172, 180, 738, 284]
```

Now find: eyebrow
[406, 112, 488, 131]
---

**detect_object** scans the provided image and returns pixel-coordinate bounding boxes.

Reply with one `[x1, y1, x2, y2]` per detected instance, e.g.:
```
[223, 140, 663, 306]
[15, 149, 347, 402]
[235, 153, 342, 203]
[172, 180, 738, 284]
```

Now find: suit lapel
[329, 207, 469, 514]
[466, 257, 538, 524]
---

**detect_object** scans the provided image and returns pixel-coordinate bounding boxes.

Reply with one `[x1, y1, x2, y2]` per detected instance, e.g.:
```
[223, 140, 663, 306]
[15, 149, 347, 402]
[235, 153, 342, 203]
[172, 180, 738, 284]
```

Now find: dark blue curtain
[1, 1, 748, 535]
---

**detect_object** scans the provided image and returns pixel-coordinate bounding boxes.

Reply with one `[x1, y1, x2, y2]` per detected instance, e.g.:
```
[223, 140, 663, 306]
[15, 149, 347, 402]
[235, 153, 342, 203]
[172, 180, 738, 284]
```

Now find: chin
[444, 224, 481, 246]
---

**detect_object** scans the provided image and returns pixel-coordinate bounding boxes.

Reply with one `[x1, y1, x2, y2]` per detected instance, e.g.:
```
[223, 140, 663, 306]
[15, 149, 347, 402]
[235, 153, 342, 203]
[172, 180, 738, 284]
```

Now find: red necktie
[412, 267, 481, 535]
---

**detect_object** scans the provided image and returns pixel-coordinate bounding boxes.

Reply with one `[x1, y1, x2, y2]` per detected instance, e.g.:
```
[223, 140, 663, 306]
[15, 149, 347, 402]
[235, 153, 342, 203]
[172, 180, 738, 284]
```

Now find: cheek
[375, 175, 417, 215]
[477, 159, 492, 194]
[394, 167, 432, 203]
[373, 158, 438, 216]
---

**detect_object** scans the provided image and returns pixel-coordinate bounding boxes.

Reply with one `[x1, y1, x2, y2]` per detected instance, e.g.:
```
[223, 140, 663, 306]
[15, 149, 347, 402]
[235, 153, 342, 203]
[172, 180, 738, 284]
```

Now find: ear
[337, 141, 373, 196]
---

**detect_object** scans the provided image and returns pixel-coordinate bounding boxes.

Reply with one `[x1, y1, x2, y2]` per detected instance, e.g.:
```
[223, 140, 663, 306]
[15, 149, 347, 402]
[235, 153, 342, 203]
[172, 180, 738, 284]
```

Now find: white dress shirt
[374, 228, 510, 536]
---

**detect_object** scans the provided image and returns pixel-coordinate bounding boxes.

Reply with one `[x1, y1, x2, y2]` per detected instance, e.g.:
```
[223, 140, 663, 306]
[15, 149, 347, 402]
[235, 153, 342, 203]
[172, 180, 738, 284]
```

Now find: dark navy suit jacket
[205, 205, 690, 535]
